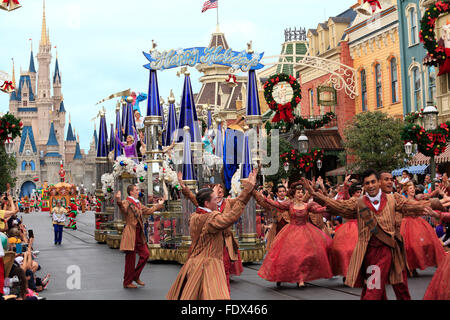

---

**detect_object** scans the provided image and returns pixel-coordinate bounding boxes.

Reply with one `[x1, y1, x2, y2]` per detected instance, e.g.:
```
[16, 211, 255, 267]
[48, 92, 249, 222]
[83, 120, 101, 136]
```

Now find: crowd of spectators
[1, 185, 49, 300]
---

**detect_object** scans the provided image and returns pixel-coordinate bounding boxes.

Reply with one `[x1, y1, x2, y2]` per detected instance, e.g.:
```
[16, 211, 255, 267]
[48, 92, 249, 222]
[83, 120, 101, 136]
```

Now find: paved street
[23, 211, 435, 300]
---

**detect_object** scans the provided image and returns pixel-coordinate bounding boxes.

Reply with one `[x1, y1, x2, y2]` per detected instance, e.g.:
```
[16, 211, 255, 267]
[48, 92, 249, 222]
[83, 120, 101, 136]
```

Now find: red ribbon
[272, 103, 294, 123]
[2, 0, 20, 5]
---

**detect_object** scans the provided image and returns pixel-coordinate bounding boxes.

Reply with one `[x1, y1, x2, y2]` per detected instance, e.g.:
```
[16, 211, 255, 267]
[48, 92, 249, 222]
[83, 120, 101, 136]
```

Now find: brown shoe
[123, 283, 138, 289]
[134, 279, 145, 286]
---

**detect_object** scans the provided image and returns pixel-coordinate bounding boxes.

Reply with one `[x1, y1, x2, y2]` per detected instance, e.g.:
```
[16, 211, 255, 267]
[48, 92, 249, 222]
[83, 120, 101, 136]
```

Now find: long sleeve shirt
[52, 208, 67, 225]
[116, 130, 138, 158]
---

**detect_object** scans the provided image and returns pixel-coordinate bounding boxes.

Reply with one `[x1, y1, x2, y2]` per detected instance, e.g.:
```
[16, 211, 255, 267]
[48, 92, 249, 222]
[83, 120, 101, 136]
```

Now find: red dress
[258, 200, 333, 283]
[424, 212, 450, 300]
[400, 216, 445, 270]
[330, 219, 358, 277]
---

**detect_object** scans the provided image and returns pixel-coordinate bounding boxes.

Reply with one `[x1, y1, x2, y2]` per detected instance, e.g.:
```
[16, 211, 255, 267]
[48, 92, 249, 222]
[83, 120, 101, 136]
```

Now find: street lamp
[404, 142, 413, 157]
[317, 159, 322, 171]
[422, 102, 439, 189]
[4, 136, 14, 155]
[298, 131, 309, 154]
[284, 162, 289, 174]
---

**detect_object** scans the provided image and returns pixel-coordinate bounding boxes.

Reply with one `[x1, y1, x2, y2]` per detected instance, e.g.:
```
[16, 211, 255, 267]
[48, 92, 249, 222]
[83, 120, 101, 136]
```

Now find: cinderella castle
[9, 2, 96, 198]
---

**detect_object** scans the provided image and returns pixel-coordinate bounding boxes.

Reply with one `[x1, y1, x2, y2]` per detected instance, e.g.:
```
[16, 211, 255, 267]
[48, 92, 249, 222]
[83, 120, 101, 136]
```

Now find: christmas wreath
[401, 121, 450, 157]
[280, 148, 323, 172]
[420, 1, 450, 74]
[265, 112, 336, 133]
[0, 112, 23, 144]
[263, 73, 301, 123]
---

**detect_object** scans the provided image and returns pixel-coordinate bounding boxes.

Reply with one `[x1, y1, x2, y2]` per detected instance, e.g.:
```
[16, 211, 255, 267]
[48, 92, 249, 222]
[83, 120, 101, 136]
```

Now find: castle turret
[36, 0, 53, 146]
[53, 53, 61, 101]
[29, 47, 37, 94]
[64, 115, 77, 166]
[44, 122, 62, 184]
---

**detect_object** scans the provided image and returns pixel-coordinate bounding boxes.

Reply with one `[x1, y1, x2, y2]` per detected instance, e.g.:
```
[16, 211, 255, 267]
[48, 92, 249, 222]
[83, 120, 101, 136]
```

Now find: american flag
[202, 0, 218, 13]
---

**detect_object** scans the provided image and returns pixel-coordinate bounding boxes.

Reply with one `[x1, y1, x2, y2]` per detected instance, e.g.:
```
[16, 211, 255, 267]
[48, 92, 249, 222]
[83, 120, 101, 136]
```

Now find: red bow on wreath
[0, 0, 21, 11]
[0, 81, 14, 93]
[363, 0, 381, 13]
[272, 103, 294, 123]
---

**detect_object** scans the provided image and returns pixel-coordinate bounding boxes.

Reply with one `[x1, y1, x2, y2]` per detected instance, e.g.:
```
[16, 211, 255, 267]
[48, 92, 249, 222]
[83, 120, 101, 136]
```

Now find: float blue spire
[163, 101, 178, 147]
[114, 108, 122, 160]
[109, 123, 114, 152]
[121, 102, 127, 129]
[182, 127, 196, 181]
[96, 115, 108, 158]
[215, 122, 224, 158]
[241, 132, 253, 179]
[177, 73, 201, 143]
[146, 70, 163, 117]
[246, 70, 261, 116]
[124, 101, 136, 138]
[207, 109, 212, 130]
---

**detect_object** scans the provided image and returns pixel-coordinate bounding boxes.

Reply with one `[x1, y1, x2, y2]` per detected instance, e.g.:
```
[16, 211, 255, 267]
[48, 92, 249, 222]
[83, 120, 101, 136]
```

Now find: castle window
[30, 161, 36, 171]
[23, 101, 28, 107]
[23, 93, 27, 98]
[21, 161, 27, 171]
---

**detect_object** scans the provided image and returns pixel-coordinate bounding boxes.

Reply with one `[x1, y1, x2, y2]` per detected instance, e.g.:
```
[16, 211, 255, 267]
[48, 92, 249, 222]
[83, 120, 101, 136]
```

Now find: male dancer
[115, 185, 165, 288]
[301, 169, 441, 300]
[265, 184, 290, 251]
[167, 169, 258, 300]
[177, 173, 243, 292]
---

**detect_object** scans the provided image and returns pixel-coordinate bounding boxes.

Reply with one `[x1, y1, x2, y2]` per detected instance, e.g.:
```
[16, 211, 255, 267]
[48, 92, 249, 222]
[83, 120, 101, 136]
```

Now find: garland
[0, 112, 23, 144]
[263, 73, 301, 123]
[402, 121, 450, 157]
[265, 112, 336, 133]
[404, 110, 424, 124]
[280, 148, 324, 172]
[420, 1, 450, 67]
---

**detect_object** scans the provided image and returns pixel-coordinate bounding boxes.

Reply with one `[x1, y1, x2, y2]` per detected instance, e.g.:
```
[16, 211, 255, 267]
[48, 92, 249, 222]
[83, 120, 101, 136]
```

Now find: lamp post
[404, 142, 413, 157]
[298, 131, 309, 154]
[422, 102, 439, 190]
[5, 135, 14, 155]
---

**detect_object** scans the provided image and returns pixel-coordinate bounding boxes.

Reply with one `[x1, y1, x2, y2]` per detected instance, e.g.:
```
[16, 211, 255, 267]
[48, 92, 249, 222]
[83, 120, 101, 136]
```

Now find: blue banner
[143, 46, 264, 72]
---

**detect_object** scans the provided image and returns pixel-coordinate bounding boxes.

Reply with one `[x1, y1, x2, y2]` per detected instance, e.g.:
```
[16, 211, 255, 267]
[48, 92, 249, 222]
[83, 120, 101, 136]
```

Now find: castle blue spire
[53, 57, 61, 84]
[59, 101, 66, 113]
[146, 70, 163, 117]
[73, 141, 83, 160]
[66, 122, 76, 141]
[177, 73, 201, 143]
[246, 69, 261, 117]
[46, 122, 59, 146]
[29, 51, 36, 73]
[96, 115, 108, 158]
[163, 101, 178, 147]
[94, 126, 98, 150]
[240, 132, 253, 179]
[182, 127, 196, 181]
[114, 107, 122, 160]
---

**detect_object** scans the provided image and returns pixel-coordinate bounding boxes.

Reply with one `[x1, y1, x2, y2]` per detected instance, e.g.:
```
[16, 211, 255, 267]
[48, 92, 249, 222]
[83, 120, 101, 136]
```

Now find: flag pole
[216, 1, 219, 30]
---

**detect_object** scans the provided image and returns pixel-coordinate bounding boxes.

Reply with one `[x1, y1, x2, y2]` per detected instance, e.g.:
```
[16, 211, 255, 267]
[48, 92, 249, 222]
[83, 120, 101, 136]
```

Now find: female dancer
[329, 184, 361, 279]
[401, 182, 445, 275]
[424, 210, 450, 300]
[257, 183, 333, 287]
[115, 128, 138, 162]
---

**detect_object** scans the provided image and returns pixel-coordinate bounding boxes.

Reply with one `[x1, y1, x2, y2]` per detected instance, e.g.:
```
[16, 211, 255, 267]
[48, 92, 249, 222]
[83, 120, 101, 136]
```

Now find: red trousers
[223, 246, 231, 294]
[0, 257, 4, 295]
[361, 237, 411, 300]
[123, 225, 150, 286]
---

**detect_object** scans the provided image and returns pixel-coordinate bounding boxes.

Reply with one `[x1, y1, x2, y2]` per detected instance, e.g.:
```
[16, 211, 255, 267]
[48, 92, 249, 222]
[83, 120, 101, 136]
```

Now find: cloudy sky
[0, 0, 355, 151]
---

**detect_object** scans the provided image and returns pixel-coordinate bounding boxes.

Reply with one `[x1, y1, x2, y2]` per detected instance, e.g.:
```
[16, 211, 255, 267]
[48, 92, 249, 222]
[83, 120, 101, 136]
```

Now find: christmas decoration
[0, 80, 14, 93]
[263, 73, 302, 123]
[280, 148, 324, 172]
[420, 1, 450, 75]
[265, 112, 336, 133]
[404, 109, 424, 124]
[0, 112, 22, 144]
[0, 0, 21, 12]
[402, 120, 450, 157]
[363, 0, 381, 13]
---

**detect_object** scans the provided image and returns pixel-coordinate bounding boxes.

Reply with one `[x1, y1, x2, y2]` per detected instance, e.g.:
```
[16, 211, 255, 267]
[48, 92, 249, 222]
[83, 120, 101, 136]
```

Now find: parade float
[93, 38, 268, 264]
[48, 182, 77, 212]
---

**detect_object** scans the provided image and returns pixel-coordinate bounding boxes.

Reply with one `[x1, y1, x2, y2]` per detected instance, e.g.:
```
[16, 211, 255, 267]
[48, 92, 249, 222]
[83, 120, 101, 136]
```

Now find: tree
[0, 145, 17, 192]
[344, 111, 407, 173]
